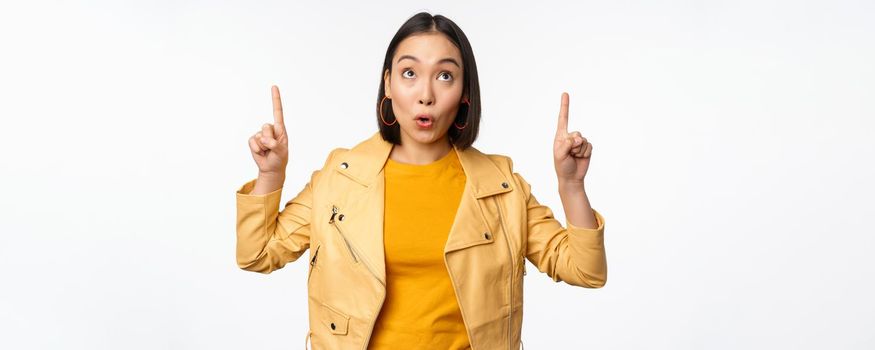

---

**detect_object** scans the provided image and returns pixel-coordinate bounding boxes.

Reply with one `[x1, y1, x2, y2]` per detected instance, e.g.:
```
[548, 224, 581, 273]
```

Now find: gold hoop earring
[454, 99, 470, 129]
[379, 96, 396, 126]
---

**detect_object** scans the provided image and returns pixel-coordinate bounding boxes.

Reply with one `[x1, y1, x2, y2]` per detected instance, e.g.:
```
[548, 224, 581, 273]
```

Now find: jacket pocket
[329, 204, 359, 264]
[319, 302, 350, 336]
[514, 254, 526, 309]
[307, 244, 321, 283]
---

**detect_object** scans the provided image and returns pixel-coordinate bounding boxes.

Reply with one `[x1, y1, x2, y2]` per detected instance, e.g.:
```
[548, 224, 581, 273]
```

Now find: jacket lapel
[331, 131, 514, 285]
[443, 138, 515, 253]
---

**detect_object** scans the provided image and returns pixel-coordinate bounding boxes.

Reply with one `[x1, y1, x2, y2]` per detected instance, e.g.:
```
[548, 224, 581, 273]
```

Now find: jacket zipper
[362, 289, 386, 350]
[519, 256, 526, 349]
[362, 292, 386, 350]
[308, 244, 321, 282]
[495, 197, 514, 350]
[329, 205, 358, 263]
[328, 205, 387, 350]
[444, 253, 475, 349]
[305, 245, 321, 350]
[521, 255, 527, 276]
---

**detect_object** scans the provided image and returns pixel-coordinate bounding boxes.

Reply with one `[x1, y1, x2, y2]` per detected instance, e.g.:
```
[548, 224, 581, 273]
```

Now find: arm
[234, 149, 338, 274]
[235, 173, 314, 274]
[515, 172, 607, 288]
[558, 180, 598, 229]
[527, 90, 606, 287]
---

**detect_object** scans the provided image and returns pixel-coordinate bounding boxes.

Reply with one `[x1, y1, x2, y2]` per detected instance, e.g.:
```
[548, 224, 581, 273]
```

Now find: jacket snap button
[338, 214, 345, 221]
[330, 322, 336, 330]
[484, 232, 490, 240]
[340, 162, 348, 169]
[501, 182, 509, 188]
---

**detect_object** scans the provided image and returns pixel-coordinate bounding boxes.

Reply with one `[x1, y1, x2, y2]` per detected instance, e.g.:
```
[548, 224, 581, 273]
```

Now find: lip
[415, 113, 434, 129]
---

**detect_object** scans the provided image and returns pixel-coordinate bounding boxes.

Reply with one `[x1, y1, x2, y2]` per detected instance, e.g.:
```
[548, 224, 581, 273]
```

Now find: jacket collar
[335, 131, 512, 198]
[327, 131, 514, 287]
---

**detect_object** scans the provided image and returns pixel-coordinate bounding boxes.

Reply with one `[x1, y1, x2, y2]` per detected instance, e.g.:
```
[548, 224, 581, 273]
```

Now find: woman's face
[384, 32, 466, 147]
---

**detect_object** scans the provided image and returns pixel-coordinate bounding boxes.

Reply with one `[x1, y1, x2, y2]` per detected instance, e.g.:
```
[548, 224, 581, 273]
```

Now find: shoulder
[466, 143, 514, 173]
[477, 150, 533, 196]
[483, 152, 514, 172]
[313, 147, 350, 173]
[326, 147, 350, 163]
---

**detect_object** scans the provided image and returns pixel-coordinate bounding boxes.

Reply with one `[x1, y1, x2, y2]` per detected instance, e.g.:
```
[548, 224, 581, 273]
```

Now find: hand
[553, 92, 592, 184]
[248, 85, 289, 175]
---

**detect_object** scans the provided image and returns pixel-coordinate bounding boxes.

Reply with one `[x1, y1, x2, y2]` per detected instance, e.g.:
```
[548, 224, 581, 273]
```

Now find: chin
[402, 126, 448, 144]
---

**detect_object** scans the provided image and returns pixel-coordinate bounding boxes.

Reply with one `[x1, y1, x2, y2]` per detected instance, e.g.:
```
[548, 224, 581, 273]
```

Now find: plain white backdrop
[1, 0, 873, 348]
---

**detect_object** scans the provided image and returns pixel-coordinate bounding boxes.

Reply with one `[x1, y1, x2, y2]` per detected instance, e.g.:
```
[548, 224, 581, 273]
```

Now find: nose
[418, 83, 434, 106]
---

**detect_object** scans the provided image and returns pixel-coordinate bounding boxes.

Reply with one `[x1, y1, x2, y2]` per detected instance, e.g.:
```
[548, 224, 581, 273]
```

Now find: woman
[236, 12, 606, 350]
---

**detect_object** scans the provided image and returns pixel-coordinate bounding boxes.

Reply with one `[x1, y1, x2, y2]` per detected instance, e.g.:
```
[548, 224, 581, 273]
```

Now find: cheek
[437, 89, 463, 116]
[391, 81, 415, 100]
[390, 93, 414, 117]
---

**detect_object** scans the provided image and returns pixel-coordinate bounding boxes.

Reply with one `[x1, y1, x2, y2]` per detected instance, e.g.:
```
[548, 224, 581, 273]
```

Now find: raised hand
[248, 85, 289, 176]
[553, 92, 592, 184]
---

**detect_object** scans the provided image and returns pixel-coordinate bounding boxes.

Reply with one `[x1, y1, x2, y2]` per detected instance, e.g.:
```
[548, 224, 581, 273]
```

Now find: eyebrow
[397, 55, 461, 68]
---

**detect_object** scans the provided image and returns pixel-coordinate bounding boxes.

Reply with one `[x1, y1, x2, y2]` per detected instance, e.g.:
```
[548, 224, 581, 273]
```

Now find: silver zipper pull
[329, 205, 338, 224]
[310, 246, 320, 266]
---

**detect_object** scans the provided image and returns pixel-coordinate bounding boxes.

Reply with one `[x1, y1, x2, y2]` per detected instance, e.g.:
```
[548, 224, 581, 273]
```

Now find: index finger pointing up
[556, 92, 570, 136]
[271, 85, 285, 128]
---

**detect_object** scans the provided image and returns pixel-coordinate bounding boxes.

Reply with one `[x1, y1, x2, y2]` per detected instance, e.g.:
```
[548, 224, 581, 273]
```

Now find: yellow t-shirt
[367, 148, 471, 350]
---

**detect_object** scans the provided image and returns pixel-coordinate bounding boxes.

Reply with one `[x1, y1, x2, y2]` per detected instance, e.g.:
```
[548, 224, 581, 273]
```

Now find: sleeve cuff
[566, 208, 605, 232]
[236, 178, 283, 205]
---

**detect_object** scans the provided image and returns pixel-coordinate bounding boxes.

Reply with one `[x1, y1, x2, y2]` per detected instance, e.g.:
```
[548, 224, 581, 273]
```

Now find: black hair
[376, 12, 481, 150]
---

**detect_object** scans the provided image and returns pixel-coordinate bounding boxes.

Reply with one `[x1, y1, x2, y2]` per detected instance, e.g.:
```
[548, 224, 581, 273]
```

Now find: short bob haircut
[376, 12, 481, 151]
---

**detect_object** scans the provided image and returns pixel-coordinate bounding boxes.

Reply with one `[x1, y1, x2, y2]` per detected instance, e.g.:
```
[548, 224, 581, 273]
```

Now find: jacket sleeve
[234, 149, 338, 274]
[514, 172, 607, 288]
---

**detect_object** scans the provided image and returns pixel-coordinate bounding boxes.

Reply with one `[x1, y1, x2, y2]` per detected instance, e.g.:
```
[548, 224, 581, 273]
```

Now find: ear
[383, 69, 391, 97]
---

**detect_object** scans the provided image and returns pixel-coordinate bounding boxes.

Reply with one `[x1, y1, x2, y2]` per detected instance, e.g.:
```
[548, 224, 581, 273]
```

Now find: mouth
[415, 114, 434, 128]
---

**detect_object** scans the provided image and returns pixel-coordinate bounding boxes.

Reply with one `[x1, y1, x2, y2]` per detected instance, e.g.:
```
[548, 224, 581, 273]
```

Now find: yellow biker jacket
[235, 131, 607, 349]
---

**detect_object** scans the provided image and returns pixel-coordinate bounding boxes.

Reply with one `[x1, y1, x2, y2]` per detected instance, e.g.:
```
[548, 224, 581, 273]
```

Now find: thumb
[555, 135, 575, 159]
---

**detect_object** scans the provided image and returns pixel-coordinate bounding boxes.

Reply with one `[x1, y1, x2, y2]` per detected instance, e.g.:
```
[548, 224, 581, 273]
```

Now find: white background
[1, 0, 873, 349]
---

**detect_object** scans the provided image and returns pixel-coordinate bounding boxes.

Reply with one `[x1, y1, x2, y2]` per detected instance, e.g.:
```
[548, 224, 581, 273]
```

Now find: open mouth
[415, 115, 433, 128]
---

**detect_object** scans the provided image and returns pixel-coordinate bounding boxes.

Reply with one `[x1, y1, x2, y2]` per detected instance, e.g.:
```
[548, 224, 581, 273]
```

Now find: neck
[389, 134, 453, 165]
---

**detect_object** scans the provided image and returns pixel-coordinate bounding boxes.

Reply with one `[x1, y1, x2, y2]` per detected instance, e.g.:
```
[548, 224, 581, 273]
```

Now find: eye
[438, 72, 453, 81]
[402, 68, 415, 79]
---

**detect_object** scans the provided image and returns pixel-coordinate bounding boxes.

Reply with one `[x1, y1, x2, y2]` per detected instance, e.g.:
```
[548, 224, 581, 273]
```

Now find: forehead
[393, 32, 462, 65]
